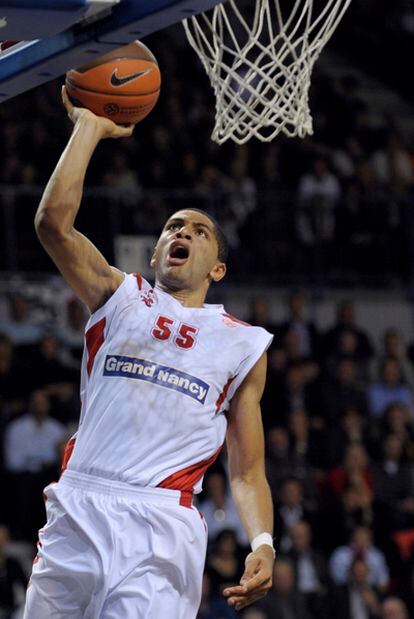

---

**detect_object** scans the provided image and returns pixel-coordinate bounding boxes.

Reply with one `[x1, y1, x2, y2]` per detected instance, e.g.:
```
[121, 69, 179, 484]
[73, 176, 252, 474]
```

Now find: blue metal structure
[0, 0, 87, 39]
[0, 0, 224, 100]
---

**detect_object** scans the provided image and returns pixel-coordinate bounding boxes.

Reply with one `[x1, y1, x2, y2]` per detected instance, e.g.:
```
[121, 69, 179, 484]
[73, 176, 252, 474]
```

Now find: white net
[183, 0, 352, 144]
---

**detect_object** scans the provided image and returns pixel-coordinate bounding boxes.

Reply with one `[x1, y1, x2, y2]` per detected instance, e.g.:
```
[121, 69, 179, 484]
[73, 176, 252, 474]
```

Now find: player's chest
[105, 297, 236, 374]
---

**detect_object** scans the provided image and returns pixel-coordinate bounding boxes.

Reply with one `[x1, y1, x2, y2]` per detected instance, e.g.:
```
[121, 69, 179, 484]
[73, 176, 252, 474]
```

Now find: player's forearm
[35, 117, 103, 235]
[230, 473, 273, 545]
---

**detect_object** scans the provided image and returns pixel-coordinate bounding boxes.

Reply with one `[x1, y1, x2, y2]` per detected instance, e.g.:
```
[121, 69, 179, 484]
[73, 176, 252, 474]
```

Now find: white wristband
[251, 533, 275, 557]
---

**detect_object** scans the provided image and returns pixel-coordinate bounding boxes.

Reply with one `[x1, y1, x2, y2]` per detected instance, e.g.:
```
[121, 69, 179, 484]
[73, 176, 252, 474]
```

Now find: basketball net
[183, 0, 352, 144]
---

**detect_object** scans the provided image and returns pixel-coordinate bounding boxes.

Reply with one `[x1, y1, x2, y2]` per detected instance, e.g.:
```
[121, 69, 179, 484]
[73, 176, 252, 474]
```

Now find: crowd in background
[0, 1, 414, 617]
[0, 18, 414, 285]
[0, 290, 413, 618]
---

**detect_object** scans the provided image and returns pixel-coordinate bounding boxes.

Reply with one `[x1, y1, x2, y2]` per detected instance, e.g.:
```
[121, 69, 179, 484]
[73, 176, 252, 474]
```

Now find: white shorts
[23, 470, 208, 619]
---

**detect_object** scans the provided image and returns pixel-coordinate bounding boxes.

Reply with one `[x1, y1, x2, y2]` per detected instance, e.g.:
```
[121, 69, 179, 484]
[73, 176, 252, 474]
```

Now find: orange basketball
[65, 40, 161, 125]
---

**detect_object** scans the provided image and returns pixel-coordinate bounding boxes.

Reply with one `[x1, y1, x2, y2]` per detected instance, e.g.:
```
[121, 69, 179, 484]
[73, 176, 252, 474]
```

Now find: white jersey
[64, 274, 272, 495]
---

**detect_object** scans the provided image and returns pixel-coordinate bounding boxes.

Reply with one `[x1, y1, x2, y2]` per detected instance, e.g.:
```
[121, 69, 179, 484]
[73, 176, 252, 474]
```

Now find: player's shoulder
[219, 309, 273, 343]
[220, 311, 253, 328]
[125, 272, 153, 292]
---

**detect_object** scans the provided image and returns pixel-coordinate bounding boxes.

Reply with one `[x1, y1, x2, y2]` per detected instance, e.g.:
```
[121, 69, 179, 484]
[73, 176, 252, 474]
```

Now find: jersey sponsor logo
[103, 355, 209, 403]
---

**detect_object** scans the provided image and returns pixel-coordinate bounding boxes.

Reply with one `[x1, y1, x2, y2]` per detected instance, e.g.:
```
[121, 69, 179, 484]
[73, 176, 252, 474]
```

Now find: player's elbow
[35, 209, 67, 242]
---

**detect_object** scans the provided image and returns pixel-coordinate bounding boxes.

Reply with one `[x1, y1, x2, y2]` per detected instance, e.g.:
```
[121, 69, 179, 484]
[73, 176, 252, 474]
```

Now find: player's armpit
[35, 219, 123, 312]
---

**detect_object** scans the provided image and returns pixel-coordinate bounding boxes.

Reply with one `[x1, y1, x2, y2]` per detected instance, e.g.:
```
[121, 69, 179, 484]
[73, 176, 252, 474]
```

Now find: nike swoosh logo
[110, 67, 152, 87]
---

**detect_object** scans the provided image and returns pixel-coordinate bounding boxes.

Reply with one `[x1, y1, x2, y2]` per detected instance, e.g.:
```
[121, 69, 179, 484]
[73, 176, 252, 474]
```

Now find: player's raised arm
[34, 86, 134, 313]
[224, 352, 274, 611]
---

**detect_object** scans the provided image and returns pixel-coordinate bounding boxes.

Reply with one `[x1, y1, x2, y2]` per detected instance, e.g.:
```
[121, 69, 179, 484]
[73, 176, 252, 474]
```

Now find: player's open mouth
[168, 243, 190, 266]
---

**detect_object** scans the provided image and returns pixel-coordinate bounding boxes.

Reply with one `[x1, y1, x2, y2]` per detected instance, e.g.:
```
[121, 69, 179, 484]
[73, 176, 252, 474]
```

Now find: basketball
[65, 40, 161, 125]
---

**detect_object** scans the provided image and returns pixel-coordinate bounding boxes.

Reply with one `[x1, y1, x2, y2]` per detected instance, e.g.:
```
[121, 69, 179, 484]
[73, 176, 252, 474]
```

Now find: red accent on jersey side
[133, 273, 143, 290]
[61, 437, 76, 473]
[157, 446, 223, 496]
[222, 312, 251, 327]
[215, 376, 236, 414]
[179, 491, 193, 508]
[85, 317, 106, 376]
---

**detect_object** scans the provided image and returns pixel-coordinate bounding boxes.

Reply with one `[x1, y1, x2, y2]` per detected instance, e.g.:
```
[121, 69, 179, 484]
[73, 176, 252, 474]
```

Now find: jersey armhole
[227, 331, 273, 401]
[86, 273, 150, 325]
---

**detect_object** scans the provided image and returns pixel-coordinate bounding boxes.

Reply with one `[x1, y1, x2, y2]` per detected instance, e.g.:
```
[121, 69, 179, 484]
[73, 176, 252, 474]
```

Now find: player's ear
[150, 245, 157, 268]
[210, 261, 226, 283]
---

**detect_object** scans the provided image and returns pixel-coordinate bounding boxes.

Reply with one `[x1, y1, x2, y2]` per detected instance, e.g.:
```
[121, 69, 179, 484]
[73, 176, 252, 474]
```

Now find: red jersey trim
[215, 376, 236, 414]
[61, 437, 76, 472]
[85, 317, 106, 376]
[157, 446, 223, 495]
[222, 312, 251, 327]
[133, 273, 143, 290]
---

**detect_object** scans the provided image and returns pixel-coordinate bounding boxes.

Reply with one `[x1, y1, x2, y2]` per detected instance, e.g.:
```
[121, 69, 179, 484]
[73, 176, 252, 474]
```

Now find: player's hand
[223, 546, 274, 611]
[61, 85, 134, 139]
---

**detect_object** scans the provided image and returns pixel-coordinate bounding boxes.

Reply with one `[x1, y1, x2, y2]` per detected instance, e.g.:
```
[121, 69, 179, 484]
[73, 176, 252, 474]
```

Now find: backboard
[0, 0, 226, 101]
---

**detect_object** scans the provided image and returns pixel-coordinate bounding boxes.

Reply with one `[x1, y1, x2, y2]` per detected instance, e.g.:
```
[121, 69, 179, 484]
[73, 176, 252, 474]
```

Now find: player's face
[151, 210, 226, 290]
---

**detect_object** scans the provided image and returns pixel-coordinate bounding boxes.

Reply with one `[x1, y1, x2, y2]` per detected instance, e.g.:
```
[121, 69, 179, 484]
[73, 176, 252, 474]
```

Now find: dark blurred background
[0, 1, 414, 618]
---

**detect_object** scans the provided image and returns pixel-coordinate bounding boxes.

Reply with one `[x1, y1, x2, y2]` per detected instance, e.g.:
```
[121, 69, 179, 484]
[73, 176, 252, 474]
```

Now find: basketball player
[23, 87, 274, 618]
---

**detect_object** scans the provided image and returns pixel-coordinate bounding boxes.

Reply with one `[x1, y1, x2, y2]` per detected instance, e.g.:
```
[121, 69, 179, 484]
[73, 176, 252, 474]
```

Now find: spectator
[321, 358, 368, 424]
[227, 155, 257, 227]
[3, 389, 66, 540]
[257, 558, 311, 619]
[278, 362, 317, 420]
[265, 427, 292, 495]
[286, 520, 330, 618]
[0, 524, 27, 618]
[57, 296, 88, 367]
[4, 389, 66, 474]
[323, 300, 374, 365]
[380, 597, 409, 619]
[331, 558, 381, 619]
[296, 156, 341, 245]
[371, 133, 413, 194]
[0, 335, 27, 416]
[277, 290, 319, 360]
[381, 328, 414, 387]
[325, 330, 370, 383]
[327, 488, 374, 550]
[329, 526, 389, 591]
[205, 529, 244, 598]
[275, 478, 314, 553]
[197, 571, 237, 619]
[368, 358, 414, 419]
[382, 404, 414, 461]
[327, 409, 371, 467]
[199, 472, 247, 546]
[0, 294, 43, 348]
[101, 151, 141, 206]
[324, 444, 374, 504]
[247, 296, 277, 335]
[373, 434, 414, 533]
[288, 408, 329, 475]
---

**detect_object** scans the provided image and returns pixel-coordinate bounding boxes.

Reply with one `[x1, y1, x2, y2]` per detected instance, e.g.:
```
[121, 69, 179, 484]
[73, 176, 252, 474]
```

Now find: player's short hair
[174, 208, 229, 263]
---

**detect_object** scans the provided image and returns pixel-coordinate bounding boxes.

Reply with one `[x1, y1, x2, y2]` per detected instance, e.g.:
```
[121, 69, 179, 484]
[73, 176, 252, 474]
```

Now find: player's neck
[155, 282, 207, 308]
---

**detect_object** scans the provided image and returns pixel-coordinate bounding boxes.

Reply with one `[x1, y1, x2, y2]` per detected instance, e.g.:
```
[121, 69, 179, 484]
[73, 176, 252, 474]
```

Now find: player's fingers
[61, 85, 74, 114]
[223, 585, 248, 597]
[120, 123, 135, 137]
[241, 570, 271, 593]
[235, 592, 265, 611]
[227, 590, 265, 609]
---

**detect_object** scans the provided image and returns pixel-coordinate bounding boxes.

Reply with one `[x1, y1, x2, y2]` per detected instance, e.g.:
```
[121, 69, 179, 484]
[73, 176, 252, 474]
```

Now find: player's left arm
[223, 352, 274, 611]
